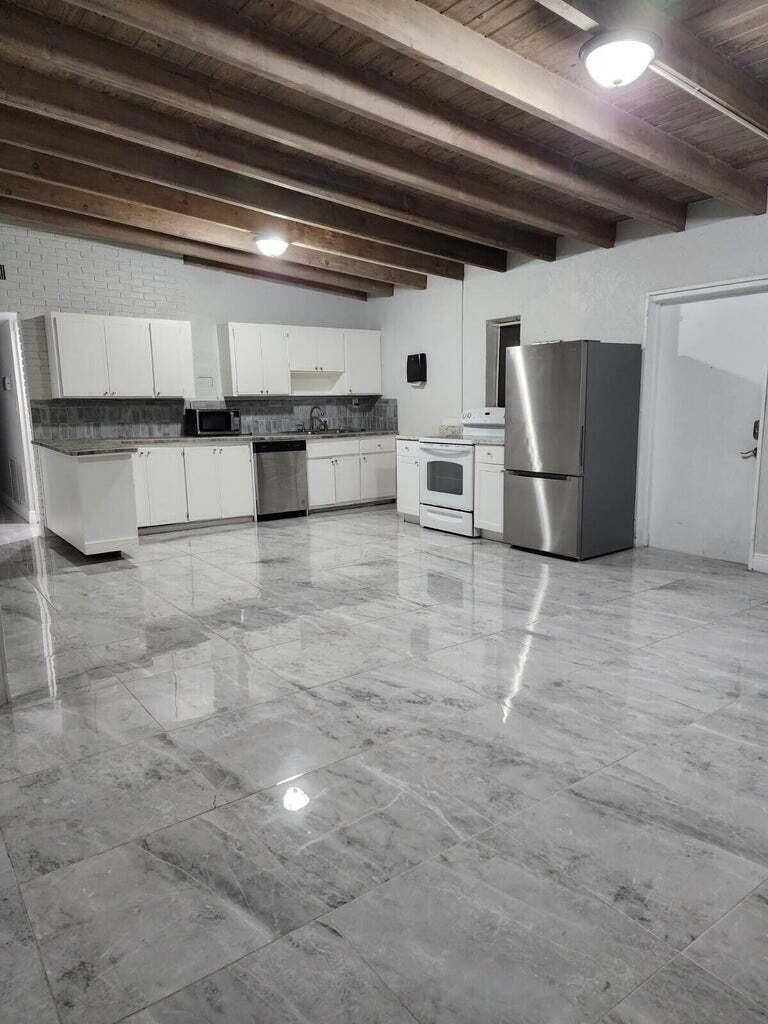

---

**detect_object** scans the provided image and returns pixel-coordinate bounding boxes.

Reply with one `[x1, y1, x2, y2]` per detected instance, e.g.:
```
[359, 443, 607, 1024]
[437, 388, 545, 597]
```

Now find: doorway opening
[638, 279, 768, 568]
[485, 316, 520, 408]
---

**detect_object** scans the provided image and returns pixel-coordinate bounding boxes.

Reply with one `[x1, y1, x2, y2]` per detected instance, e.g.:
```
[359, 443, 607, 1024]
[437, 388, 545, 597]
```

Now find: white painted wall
[0, 315, 38, 521]
[0, 221, 377, 402]
[648, 295, 768, 563]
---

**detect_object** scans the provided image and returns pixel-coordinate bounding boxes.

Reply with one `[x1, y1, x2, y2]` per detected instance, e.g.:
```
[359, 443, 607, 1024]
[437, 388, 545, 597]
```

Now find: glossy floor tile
[2, 508, 768, 1023]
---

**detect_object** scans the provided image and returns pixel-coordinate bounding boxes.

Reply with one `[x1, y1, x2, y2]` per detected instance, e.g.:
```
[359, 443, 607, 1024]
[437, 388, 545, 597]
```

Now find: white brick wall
[0, 222, 188, 400]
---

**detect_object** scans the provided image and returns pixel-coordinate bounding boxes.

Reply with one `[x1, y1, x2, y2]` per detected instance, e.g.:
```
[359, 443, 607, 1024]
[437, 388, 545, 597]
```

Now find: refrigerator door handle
[579, 424, 585, 469]
[509, 470, 569, 481]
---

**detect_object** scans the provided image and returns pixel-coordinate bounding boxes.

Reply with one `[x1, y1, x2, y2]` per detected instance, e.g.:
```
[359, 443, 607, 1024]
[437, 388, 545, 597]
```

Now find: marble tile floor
[2, 508, 768, 1022]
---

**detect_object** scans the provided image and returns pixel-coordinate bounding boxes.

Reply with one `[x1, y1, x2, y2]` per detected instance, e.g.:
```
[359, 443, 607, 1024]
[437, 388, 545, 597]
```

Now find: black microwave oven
[184, 408, 242, 436]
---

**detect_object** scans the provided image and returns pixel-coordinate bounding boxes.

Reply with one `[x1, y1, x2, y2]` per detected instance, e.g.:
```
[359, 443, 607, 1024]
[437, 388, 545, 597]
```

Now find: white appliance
[418, 436, 477, 537]
[462, 407, 505, 442]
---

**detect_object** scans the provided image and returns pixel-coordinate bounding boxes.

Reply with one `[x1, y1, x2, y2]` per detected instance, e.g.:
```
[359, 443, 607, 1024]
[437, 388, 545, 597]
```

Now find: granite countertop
[34, 430, 397, 457]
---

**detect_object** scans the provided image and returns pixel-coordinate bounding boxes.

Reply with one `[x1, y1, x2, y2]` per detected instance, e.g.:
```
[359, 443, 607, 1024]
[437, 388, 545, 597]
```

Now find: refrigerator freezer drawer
[420, 503, 477, 537]
[504, 472, 582, 558]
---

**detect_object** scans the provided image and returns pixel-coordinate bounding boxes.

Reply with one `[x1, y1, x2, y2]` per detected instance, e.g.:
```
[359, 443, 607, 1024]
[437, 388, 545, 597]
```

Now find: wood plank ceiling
[0, 0, 765, 299]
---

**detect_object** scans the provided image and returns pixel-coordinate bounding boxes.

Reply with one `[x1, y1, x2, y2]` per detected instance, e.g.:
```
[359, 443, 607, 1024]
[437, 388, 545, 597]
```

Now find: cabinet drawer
[360, 435, 395, 454]
[396, 440, 418, 457]
[475, 445, 504, 466]
[307, 438, 360, 458]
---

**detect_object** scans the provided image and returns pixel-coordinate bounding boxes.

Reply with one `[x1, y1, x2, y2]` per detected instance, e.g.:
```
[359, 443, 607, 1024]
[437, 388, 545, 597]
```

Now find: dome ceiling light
[255, 236, 290, 257]
[579, 30, 660, 89]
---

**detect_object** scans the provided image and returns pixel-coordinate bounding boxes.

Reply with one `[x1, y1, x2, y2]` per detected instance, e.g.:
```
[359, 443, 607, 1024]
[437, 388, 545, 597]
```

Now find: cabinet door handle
[103, 391, 109, 396]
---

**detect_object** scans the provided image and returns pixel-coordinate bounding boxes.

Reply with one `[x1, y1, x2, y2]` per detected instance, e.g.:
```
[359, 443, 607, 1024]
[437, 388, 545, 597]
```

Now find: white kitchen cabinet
[219, 323, 290, 396]
[343, 330, 382, 395]
[396, 456, 420, 517]
[474, 447, 504, 536]
[260, 325, 291, 396]
[307, 457, 335, 509]
[150, 320, 194, 398]
[46, 312, 192, 399]
[218, 444, 255, 518]
[184, 444, 254, 522]
[47, 313, 110, 398]
[184, 446, 221, 522]
[145, 447, 189, 526]
[361, 451, 396, 501]
[287, 327, 344, 373]
[334, 454, 361, 504]
[104, 317, 154, 397]
[133, 452, 150, 528]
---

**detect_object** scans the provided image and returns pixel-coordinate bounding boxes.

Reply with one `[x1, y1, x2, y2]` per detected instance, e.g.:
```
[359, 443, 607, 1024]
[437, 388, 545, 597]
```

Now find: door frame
[749, 365, 768, 572]
[0, 313, 40, 524]
[636, 273, 768, 553]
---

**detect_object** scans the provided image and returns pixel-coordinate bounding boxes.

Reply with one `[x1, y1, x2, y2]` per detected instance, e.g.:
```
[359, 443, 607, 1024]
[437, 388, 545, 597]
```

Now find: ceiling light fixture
[255, 236, 289, 257]
[579, 31, 660, 89]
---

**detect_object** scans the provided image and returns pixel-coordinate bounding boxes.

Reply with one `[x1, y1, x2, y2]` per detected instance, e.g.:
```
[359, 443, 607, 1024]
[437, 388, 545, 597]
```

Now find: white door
[133, 452, 150, 527]
[104, 317, 154, 396]
[316, 328, 345, 373]
[345, 330, 381, 394]
[334, 455, 361, 504]
[475, 465, 504, 533]
[361, 451, 396, 500]
[307, 458, 335, 508]
[287, 327, 318, 371]
[54, 315, 109, 397]
[184, 446, 221, 521]
[218, 445, 254, 518]
[649, 293, 768, 564]
[396, 457, 420, 516]
[231, 324, 264, 395]
[151, 320, 194, 398]
[145, 447, 188, 525]
[260, 326, 290, 396]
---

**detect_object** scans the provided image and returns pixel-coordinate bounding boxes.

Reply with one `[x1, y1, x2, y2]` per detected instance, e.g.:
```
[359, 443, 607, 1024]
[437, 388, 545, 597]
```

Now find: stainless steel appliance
[253, 439, 308, 519]
[184, 408, 241, 436]
[504, 340, 641, 559]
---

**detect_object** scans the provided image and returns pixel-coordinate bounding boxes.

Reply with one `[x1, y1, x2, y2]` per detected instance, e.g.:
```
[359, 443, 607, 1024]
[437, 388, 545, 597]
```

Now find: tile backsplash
[31, 396, 397, 441]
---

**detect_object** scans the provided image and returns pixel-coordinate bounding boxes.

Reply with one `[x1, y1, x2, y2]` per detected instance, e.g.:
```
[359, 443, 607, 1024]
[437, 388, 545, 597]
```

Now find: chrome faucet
[309, 406, 327, 433]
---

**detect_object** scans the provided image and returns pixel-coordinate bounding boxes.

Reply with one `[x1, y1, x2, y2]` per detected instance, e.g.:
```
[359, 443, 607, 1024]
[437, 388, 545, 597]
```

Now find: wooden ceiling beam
[0, 3, 611, 248]
[535, 0, 768, 138]
[0, 198, 375, 300]
[291, 0, 766, 213]
[0, 142, 427, 289]
[0, 108, 462, 281]
[0, 64, 536, 266]
[56, 0, 683, 229]
[0, 172, 396, 297]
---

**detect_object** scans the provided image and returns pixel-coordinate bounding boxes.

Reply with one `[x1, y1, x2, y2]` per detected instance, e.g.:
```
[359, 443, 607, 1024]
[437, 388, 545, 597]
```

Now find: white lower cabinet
[185, 445, 254, 522]
[474, 446, 505, 536]
[218, 445, 255, 518]
[307, 458, 335, 509]
[334, 454, 362, 505]
[396, 457, 420, 517]
[362, 451, 396, 501]
[133, 447, 188, 527]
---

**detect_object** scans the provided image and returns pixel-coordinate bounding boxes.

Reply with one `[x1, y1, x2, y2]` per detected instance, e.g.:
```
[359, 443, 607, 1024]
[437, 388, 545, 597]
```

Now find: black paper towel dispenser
[407, 353, 427, 384]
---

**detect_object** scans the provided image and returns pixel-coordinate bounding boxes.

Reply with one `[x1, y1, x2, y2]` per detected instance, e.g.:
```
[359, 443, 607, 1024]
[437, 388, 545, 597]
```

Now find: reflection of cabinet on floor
[133, 443, 254, 527]
[306, 435, 395, 510]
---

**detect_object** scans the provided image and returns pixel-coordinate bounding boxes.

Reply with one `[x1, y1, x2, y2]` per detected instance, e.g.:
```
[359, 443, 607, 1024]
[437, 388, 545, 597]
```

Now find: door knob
[740, 448, 758, 459]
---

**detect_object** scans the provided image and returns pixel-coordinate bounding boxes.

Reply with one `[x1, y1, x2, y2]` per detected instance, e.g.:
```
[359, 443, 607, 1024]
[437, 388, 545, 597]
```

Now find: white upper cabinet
[48, 314, 110, 398]
[287, 327, 345, 373]
[46, 312, 193, 399]
[104, 317, 154, 397]
[260, 326, 291, 396]
[150, 320, 194, 398]
[219, 323, 290, 396]
[343, 331, 382, 395]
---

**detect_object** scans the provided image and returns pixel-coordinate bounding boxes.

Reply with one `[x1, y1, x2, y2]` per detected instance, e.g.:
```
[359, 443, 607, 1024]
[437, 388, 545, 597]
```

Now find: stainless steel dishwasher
[252, 440, 308, 519]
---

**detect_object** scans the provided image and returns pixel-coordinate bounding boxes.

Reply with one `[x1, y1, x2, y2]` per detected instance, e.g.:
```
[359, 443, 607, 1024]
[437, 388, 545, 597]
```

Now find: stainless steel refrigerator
[504, 340, 641, 560]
